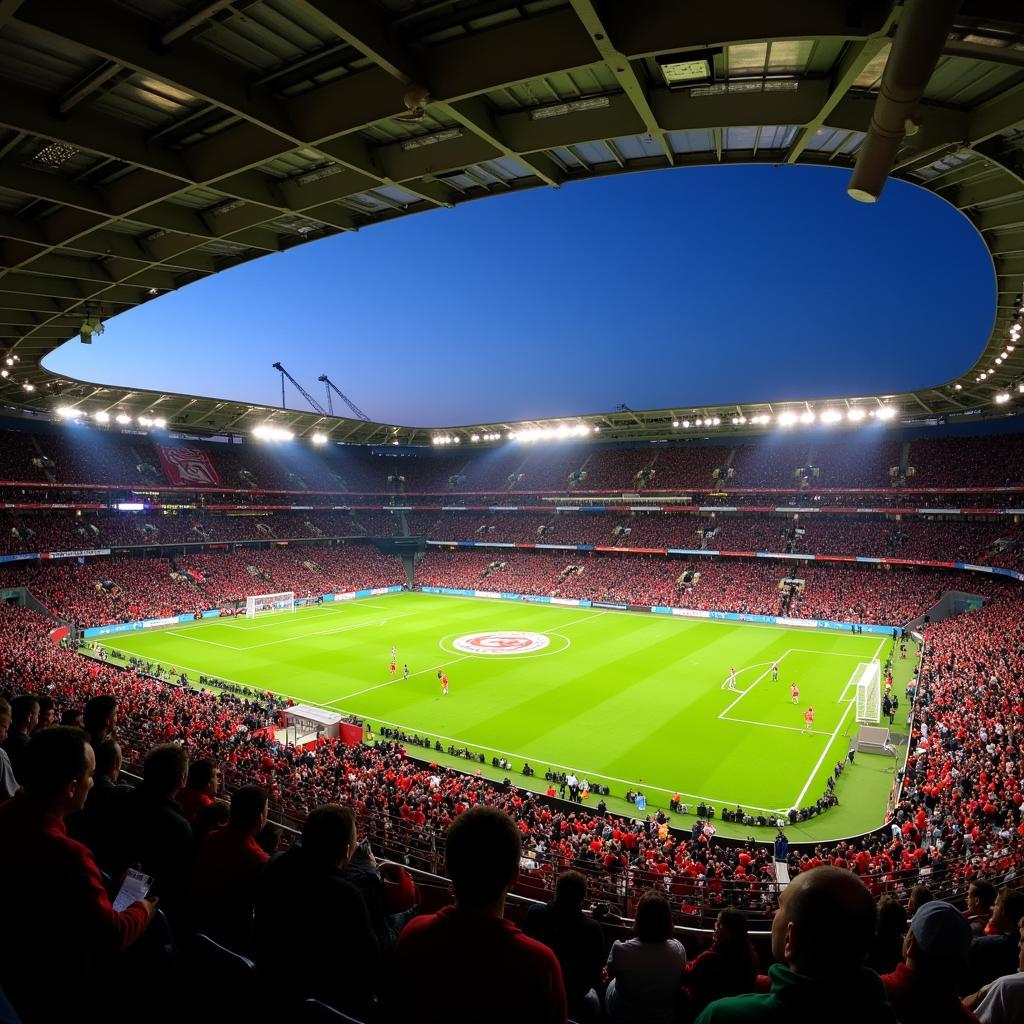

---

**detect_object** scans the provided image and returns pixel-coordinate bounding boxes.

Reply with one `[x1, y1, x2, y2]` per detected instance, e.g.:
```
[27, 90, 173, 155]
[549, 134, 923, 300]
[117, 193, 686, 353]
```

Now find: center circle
[452, 631, 551, 655]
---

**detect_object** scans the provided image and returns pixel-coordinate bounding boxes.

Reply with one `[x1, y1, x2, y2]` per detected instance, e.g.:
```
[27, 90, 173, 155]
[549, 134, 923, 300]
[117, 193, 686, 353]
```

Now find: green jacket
[694, 962, 898, 1024]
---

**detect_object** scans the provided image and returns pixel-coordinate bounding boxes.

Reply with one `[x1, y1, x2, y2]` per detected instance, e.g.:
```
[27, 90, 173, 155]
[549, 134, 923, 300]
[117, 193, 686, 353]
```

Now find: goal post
[851, 660, 882, 724]
[245, 591, 296, 618]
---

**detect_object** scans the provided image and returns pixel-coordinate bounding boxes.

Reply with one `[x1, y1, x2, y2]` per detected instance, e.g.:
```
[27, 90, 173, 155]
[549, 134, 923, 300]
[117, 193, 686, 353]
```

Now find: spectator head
[256, 822, 281, 857]
[301, 804, 357, 870]
[634, 889, 674, 943]
[967, 881, 997, 917]
[876, 895, 908, 941]
[231, 785, 269, 834]
[59, 708, 84, 728]
[991, 889, 1024, 933]
[83, 695, 117, 744]
[445, 806, 521, 909]
[33, 696, 55, 732]
[94, 739, 122, 782]
[908, 885, 935, 916]
[142, 743, 188, 798]
[554, 870, 587, 910]
[10, 695, 39, 735]
[0, 697, 10, 744]
[904, 901, 972, 977]
[19, 727, 93, 813]
[771, 866, 875, 977]
[715, 907, 749, 947]
[185, 758, 219, 795]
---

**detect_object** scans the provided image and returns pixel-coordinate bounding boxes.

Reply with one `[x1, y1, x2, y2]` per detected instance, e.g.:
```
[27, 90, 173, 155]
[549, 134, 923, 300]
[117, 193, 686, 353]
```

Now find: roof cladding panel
[0, 0, 1022, 442]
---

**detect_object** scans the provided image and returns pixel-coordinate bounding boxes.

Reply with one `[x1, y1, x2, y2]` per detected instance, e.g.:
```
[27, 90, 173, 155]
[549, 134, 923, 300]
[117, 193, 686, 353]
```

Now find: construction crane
[272, 361, 328, 415]
[318, 374, 370, 421]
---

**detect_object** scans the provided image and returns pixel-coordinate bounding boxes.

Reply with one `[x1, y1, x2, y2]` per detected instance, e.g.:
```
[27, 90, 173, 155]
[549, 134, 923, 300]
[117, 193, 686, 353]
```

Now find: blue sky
[46, 164, 994, 427]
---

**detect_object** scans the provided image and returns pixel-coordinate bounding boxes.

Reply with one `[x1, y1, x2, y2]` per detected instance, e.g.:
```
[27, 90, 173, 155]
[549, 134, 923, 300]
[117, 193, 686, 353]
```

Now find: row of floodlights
[57, 406, 166, 427]
[253, 426, 340, 446]
[433, 425, 595, 445]
[673, 407, 898, 429]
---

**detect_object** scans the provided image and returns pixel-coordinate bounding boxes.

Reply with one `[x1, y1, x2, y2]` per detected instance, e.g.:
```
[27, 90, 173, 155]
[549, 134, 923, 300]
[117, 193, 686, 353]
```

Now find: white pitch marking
[324, 656, 472, 704]
[790, 696, 856, 810]
[718, 650, 794, 719]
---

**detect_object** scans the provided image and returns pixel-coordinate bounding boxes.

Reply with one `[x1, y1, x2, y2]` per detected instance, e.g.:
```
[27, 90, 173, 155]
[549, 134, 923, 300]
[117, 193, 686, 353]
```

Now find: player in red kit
[437, 671, 449, 695]
[804, 706, 814, 731]
[390, 660, 396, 675]
[791, 683, 799, 704]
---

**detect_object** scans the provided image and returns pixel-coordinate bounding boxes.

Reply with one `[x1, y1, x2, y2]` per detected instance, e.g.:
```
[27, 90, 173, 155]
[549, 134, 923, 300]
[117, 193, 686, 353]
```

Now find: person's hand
[137, 897, 159, 924]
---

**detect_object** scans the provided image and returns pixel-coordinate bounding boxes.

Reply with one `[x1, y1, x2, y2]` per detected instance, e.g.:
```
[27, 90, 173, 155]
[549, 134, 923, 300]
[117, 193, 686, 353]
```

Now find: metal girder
[954, 172, 1024, 208]
[569, 0, 673, 165]
[787, 31, 895, 163]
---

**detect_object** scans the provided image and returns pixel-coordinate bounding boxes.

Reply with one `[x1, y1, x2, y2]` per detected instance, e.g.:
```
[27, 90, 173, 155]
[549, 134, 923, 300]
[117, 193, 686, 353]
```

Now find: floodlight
[94, 410, 110, 423]
[311, 432, 328, 445]
[22, 383, 34, 392]
[995, 392, 1011, 404]
[777, 412, 797, 426]
[138, 416, 153, 427]
[847, 408, 866, 422]
[876, 406, 897, 421]
[799, 411, 815, 424]
[470, 434, 480, 442]
[116, 413, 131, 425]
[953, 384, 962, 391]
[820, 409, 842, 423]
[253, 424, 293, 441]
[56, 406, 83, 419]
[657, 50, 717, 87]
[996, 358, 1003, 365]
[4, 357, 12, 366]
[0, 369, 7, 378]
[153, 417, 166, 428]
[672, 420, 679, 427]
[681, 420, 690, 428]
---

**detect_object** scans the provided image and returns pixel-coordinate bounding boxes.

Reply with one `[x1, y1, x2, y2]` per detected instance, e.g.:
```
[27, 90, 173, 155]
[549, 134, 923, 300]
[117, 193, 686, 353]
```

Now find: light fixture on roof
[799, 411, 816, 424]
[94, 410, 110, 423]
[995, 392, 1011, 404]
[529, 96, 611, 120]
[56, 406, 83, 419]
[152, 417, 166, 428]
[778, 412, 797, 426]
[711, 416, 721, 425]
[953, 384, 962, 391]
[876, 406, 897, 421]
[470, 434, 480, 442]
[847, 408, 866, 422]
[996, 357, 1003, 364]
[311, 432, 328, 445]
[681, 419, 690, 428]
[820, 409, 842, 424]
[138, 416, 153, 427]
[22, 383, 34, 392]
[79, 316, 104, 344]
[116, 413, 131, 425]
[401, 128, 462, 151]
[656, 49, 718, 88]
[0, 370, 7, 379]
[253, 424, 293, 441]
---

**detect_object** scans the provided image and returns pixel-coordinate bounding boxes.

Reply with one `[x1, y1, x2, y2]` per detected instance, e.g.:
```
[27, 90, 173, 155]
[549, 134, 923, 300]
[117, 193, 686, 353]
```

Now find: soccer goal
[245, 591, 296, 618]
[851, 660, 882, 723]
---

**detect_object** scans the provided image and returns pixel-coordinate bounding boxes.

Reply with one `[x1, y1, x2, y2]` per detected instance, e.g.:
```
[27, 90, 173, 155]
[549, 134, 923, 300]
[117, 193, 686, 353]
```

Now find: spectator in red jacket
[390, 805, 567, 1024]
[682, 907, 759, 1017]
[0, 727, 156, 1023]
[881, 900, 978, 1024]
[188, 784, 269, 951]
[177, 757, 219, 824]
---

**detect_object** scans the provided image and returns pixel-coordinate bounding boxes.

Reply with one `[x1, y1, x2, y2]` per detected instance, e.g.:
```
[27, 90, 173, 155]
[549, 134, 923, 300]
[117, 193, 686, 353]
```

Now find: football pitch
[94, 591, 901, 833]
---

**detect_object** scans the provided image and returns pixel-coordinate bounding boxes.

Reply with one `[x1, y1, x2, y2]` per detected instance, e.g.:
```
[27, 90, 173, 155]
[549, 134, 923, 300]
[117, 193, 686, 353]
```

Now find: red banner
[157, 445, 221, 486]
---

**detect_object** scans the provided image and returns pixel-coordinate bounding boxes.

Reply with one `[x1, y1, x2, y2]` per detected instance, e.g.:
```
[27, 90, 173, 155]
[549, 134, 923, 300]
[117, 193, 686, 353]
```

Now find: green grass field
[94, 591, 904, 836]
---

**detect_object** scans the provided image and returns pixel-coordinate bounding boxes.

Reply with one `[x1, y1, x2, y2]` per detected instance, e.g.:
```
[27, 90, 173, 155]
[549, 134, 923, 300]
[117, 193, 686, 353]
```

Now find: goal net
[851, 660, 882, 723]
[245, 591, 295, 618]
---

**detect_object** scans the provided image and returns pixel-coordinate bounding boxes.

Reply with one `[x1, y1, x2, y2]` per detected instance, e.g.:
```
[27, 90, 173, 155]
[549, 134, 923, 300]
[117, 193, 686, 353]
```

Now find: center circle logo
[452, 631, 551, 655]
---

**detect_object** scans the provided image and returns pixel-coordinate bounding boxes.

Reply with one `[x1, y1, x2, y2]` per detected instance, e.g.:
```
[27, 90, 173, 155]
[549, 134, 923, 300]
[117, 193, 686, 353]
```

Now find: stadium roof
[0, 0, 1023, 446]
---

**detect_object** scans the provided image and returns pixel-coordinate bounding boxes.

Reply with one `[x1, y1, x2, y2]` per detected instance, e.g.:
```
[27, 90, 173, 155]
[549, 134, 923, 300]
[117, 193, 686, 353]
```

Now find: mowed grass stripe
[99, 592, 889, 812]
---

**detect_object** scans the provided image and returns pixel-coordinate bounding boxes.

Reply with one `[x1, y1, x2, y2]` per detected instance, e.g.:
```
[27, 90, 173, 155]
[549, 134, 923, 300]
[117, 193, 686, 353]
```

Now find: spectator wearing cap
[389, 805, 567, 1024]
[0, 727, 156, 1023]
[695, 867, 897, 1024]
[881, 901, 977, 1024]
[0, 697, 17, 800]
[525, 870, 605, 1023]
[604, 889, 687, 1024]
[2, 695, 38, 780]
[969, 890, 1024, 989]
[967, 914, 1024, 1024]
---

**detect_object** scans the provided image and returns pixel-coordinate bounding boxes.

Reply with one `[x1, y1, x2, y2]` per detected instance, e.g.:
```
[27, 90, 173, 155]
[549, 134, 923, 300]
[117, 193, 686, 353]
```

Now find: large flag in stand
[157, 445, 221, 486]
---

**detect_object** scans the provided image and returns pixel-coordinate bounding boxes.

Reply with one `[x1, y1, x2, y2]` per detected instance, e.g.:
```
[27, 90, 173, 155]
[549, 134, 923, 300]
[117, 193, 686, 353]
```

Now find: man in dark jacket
[255, 804, 381, 1017]
[969, 888, 1024, 989]
[525, 870, 604, 1022]
[115, 743, 192, 916]
[695, 867, 897, 1024]
[68, 738, 131, 873]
